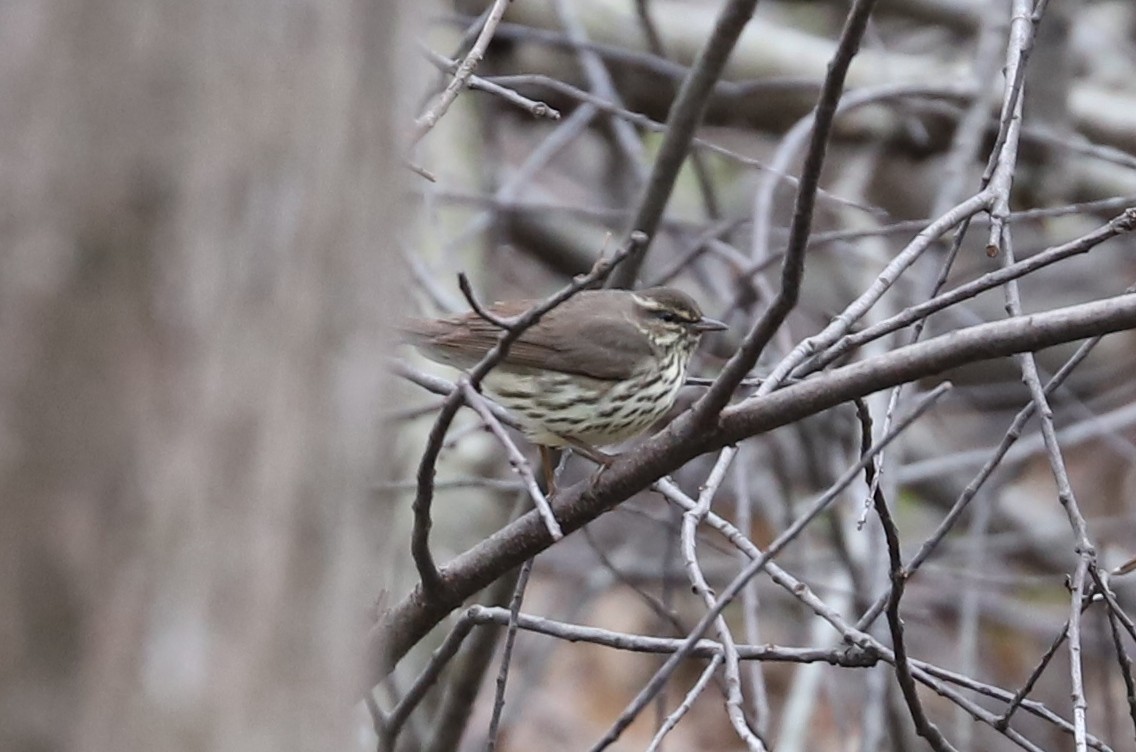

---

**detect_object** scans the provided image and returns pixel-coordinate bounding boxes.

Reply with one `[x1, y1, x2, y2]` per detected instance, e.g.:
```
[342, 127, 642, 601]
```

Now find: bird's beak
[692, 316, 728, 332]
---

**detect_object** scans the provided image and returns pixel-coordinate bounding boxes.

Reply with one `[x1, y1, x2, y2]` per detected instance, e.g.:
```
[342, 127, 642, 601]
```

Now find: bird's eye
[656, 310, 681, 323]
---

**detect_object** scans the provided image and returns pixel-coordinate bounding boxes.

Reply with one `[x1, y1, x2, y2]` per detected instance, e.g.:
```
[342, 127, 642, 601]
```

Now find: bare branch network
[380, 0, 1136, 750]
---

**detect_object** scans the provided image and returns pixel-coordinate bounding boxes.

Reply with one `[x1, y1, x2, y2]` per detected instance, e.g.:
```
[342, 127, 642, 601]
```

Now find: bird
[402, 286, 727, 490]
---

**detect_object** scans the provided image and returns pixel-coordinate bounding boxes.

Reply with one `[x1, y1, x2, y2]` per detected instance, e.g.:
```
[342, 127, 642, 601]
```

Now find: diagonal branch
[608, 0, 764, 288]
[690, 0, 881, 422]
[411, 0, 512, 145]
[807, 208, 1136, 373]
[860, 398, 958, 752]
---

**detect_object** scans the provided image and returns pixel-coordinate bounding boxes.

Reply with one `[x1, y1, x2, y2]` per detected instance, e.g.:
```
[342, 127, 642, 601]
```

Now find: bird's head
[629, 287, 728, 354]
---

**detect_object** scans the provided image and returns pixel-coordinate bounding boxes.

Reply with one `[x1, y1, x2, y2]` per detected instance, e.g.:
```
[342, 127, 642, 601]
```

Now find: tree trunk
[0, 2, 408, 750]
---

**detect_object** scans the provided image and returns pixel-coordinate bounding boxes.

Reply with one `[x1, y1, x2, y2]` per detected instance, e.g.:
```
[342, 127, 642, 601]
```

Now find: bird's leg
[559, 436, 617, 486]
[560, 436, 617, 467]
[539, 444, 557, 497]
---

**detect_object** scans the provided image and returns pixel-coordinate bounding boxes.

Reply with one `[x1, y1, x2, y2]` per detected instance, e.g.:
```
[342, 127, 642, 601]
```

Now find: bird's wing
[522, 311, 654, 380]
[404, 295, 654, 381]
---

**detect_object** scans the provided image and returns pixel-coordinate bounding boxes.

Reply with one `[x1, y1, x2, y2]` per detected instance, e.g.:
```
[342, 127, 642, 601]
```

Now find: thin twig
[411, 0, 512, 145]
[458, 382, 562, 540]
[932, 0, 1007, 217]
[582, 526, 686, 633]
[456, 273, 519, 331]
[751, 191, 992, 398]
[441, 14, 824, 99]
[982, 5, 1096, 746]
[994, 590, 1097, 730]
[805, 209, 1136, 373]
[391, 359, 518, 428]
[1106, 607, 1136, 740]
[485, 558, 536, 750]
[983, 0, 1037, 255]
[550, 0, 648, 186]
[608, 0, 764, 288]
[383, 617, 478, 742]
[420, 45, 561, 121]
[680, 449, 767, 750]
[1089, 568, 1136, 644]
[1067, 557, 1092, 752]
[692, 0, 883, 421]
[1092, 567, 1136, 738]
[422, 540, 527, 752]
[441, 103, 598, 260]
[385, 545, 524, 752]
[404, 159, 437, 182]
[859, 399, 958, 751]
[463, 605, 877, 665]
[734, 458, 771, 737]
[644, 653, 725, 752]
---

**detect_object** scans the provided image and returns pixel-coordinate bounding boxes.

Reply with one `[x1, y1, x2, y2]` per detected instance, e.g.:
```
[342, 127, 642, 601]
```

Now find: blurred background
[4, 0, 1136, 751]
[0, 1, 409, 750]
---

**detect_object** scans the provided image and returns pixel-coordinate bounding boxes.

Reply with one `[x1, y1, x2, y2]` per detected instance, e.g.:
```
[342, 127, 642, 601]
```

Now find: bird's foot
[561, 438, 617, 486]
[541, 438, 618, 493]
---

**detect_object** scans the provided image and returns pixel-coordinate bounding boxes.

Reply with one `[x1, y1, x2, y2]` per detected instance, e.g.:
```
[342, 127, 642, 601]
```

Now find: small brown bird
[403, 287, 726, 484]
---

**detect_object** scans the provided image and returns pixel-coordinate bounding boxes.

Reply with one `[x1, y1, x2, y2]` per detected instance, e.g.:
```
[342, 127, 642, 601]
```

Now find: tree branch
[692, 0, 882, 422]
[370, 292, 1136, 683]
[608, 0, 763, 288]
